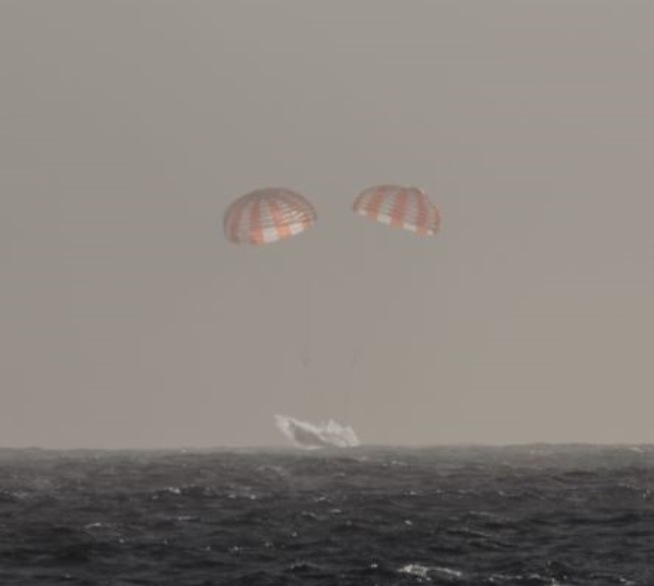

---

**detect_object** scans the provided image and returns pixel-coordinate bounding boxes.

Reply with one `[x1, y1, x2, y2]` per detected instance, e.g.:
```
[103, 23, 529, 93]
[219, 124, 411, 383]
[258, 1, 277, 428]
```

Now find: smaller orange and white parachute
[353, 184, 441, 236]
[223, 188, 317, 245]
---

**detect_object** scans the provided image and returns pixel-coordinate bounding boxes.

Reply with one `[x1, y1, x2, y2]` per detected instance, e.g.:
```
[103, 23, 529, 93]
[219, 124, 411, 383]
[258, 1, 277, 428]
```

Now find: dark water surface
[0, 445, 653, 585]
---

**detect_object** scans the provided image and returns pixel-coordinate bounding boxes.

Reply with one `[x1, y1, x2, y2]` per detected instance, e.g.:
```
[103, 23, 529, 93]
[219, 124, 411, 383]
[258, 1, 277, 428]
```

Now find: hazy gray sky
[2, 1, 653, 448]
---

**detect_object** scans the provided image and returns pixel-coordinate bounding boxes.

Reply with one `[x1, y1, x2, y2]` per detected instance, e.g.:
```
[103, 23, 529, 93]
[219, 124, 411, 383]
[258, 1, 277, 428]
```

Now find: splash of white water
[274, 414, 360, 450]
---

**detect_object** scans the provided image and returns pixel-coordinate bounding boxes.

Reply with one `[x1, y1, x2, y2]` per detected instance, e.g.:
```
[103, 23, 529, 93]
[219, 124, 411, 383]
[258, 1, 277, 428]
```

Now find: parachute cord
[299, 258, 312, 396]
[301, 268, 313, 368]
[339, 231, 369, 425]
[301, 262, 330, 420]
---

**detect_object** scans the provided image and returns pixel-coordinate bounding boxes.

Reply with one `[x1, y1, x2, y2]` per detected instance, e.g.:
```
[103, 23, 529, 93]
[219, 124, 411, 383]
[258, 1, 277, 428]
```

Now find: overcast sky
[1, 1, 653, 448]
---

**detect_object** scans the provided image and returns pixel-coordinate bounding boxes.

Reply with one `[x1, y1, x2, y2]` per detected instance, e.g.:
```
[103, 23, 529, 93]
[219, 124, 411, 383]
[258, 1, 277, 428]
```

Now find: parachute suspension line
[340, 228, 369, 424]
[300, 267, 314, 368]
[299, 259, 330, 420]
[340, 376, 356, 424]
[305, 267, 327, 426]
[352, 223, 370, 372]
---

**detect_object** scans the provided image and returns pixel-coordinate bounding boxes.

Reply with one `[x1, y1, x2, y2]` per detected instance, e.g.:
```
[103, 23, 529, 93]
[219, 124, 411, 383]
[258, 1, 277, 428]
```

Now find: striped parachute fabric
[223, 188, 317, 245]
[353, 184, 441, 236]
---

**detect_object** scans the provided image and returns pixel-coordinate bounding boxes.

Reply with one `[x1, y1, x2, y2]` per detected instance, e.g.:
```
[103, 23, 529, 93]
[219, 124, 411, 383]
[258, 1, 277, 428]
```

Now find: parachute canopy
[223, 188, 317, 245]
[353, 184, 441, 236]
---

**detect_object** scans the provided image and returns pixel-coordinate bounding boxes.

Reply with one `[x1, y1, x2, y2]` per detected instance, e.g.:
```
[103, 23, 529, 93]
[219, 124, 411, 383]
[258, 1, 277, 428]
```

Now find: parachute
[347, 185, 443, 422]
[223, 187, 318, 370]
[352, 184, 441, 236]
[223, 187, 317, 245]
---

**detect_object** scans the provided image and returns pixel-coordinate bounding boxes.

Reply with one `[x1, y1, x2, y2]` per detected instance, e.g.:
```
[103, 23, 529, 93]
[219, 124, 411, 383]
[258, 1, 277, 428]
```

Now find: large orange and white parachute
[223, 188, 317, 245]
[353, 184, 441, 236]
[222, 187, 318, 367]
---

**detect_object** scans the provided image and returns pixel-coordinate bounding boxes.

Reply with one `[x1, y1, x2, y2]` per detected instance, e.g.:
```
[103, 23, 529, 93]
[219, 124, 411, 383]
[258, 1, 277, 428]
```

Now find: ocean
[0, 445, 652, 585]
